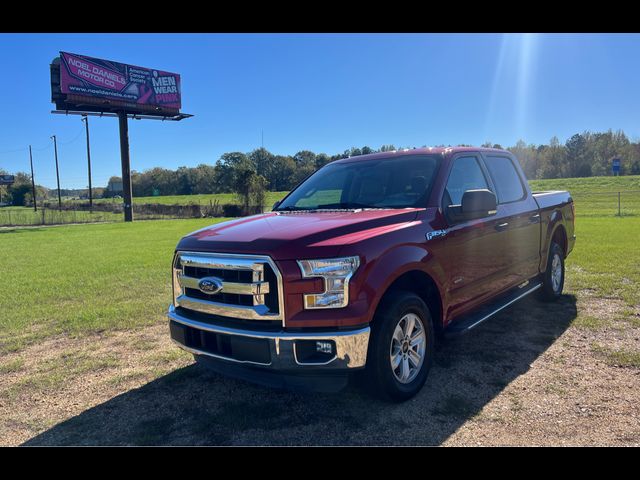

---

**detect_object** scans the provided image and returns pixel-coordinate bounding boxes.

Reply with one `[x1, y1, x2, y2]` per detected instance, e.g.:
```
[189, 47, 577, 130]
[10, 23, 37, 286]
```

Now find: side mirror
[461, 189, 497, 219]
[272, 200, 282, 211]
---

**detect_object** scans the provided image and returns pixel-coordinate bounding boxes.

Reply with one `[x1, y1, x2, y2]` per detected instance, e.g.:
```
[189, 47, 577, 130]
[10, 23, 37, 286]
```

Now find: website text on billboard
[59, 52, 181, 110]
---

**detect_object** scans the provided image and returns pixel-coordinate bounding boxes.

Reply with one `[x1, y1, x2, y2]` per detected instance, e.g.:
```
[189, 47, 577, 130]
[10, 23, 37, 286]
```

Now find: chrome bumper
[168, 305, 370, 371]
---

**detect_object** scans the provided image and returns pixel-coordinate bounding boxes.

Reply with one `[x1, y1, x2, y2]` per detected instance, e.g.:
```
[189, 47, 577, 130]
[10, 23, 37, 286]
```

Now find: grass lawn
[0, 206, 123, 226]
[0, 218, 229, 354]
[531, 176, 640, 217]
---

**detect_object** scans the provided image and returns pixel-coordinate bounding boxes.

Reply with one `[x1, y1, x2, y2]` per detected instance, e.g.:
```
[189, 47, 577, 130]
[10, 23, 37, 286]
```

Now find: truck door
[439, 154, 510, 318]
[480, 153, 541, 286]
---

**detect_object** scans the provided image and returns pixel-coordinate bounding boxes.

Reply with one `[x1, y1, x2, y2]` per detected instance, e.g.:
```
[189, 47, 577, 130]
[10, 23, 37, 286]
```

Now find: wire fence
[568, 190, 640, 217]
[1, 191, 638, 227]
[0, 200, 264, 227]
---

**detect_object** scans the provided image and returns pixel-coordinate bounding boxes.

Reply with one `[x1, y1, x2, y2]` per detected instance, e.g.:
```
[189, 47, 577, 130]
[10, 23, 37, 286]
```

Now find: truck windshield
[276, 155, 440, 211]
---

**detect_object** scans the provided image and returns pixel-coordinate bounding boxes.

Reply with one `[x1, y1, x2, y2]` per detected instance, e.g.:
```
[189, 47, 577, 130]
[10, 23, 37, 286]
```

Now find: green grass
[565, 216, 640, 306]
[529, 175, 640, 193]
[0, 207, 122, 226]
[531, 175, 640, 217]
[0, 218, 230, 354]
[591, 344, 640, 368]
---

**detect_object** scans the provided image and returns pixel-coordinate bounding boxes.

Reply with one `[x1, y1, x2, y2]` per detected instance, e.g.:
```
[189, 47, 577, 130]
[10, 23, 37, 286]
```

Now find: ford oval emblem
[198, 277, 223, 295]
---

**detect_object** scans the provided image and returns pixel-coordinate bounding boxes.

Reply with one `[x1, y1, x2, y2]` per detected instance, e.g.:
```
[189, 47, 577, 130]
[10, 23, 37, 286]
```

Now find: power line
[58, 125, 85, 146]
[0, 146, 28, 155]
[1, 125, 85, 157]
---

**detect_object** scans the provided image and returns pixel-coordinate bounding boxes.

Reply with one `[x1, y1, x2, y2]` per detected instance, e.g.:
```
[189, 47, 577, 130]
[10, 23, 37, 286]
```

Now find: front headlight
[297, 256, 360, 309]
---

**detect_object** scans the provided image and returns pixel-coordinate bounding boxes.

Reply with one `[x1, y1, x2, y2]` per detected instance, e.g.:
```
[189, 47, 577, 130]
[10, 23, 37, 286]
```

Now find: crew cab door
[438, 154, 510, 317]
[480, 153, 541, 285]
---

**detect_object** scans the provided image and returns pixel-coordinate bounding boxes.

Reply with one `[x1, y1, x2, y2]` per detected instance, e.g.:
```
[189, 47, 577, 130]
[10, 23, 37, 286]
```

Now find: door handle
[495, 222, 509, 232]
[529, 213, 541, 224]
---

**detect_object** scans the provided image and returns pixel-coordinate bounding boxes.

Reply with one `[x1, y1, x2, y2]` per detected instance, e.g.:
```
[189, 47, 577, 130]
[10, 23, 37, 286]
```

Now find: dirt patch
[1, 294, 639, 446]
[0, 323, 192, 445]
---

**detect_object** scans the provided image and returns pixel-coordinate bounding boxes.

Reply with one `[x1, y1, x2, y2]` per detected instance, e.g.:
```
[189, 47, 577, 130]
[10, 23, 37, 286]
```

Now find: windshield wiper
[316, 202, 382, 210]
[275, 205, 311, 212]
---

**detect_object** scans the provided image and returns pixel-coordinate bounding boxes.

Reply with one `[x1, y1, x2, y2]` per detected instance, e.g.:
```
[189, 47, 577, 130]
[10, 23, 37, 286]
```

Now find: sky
[1, 33, 639, 189]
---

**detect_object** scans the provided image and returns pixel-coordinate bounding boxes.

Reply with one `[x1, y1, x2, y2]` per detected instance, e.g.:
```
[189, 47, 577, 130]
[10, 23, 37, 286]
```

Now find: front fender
[354, 243, 447, 325]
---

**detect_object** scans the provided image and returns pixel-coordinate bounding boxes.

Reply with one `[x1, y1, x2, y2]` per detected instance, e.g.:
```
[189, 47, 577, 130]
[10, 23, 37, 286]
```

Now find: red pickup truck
[168, 147, 575, 401]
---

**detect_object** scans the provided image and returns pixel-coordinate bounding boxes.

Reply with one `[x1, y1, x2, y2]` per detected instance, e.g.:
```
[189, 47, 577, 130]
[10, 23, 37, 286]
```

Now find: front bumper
[168, 305, 370, 372]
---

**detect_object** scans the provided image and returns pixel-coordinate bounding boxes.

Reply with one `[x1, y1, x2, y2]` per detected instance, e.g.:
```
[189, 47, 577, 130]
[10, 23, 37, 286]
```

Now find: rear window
[484, 156, 525, 203]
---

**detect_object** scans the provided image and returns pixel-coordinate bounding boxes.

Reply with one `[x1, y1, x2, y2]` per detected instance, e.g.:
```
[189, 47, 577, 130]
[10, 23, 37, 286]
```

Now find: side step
[443, 279, 542, 338]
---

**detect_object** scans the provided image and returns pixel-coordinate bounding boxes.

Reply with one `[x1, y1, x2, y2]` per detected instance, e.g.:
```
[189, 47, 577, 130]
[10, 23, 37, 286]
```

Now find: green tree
[269, 155, 297, 191]
[565, 133, 588, 177]
[215, 152, 254, 193]
[234, 169, 268, 215]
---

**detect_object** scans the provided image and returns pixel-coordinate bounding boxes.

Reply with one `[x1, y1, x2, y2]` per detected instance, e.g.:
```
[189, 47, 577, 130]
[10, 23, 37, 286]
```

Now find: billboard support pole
[51, 135, 62, 209]
[118, 111, 133, 222]
[29, 145, 37, 212]
[82, 115, 93, 211]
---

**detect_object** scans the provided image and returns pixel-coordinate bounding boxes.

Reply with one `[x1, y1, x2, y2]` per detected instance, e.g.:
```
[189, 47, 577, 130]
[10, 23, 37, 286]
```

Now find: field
[76, 191, 289, 207]
[530, 175, 640, 217]
[0, 177, 639, 445]
[0, 192, 290, 227]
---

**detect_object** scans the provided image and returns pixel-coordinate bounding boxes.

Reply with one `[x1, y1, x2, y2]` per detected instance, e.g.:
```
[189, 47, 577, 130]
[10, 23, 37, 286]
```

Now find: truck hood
[176, 208, 423, 260]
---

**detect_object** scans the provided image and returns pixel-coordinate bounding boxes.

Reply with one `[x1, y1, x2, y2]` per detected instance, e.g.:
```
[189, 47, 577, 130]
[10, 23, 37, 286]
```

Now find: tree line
[3, 129, 640, 206]
[115, 129, 639, 198]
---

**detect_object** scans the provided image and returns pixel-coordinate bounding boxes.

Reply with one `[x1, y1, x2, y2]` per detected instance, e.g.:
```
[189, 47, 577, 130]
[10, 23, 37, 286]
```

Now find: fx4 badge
[426, 229, 447, 241]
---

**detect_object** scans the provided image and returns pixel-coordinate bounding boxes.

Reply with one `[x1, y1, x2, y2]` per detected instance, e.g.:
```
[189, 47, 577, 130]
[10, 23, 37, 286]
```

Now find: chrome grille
[172, 252, 284, 324]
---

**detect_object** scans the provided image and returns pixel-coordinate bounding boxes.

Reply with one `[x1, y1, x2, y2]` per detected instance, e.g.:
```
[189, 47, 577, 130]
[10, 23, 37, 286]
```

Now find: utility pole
[82, 115, 93, 211]
[51, 135, 62, 209]
[29, 145, 37, 212]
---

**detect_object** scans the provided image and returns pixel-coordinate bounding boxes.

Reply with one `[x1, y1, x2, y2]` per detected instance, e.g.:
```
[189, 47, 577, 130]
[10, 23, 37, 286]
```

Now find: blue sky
[1, 33, 639, 189]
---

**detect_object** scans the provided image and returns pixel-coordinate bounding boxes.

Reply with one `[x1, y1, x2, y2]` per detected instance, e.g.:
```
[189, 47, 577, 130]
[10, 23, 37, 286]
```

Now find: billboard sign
[59, 52, 181, 110]
[0, 175, 15, 185]
[612, 158, 621, 174]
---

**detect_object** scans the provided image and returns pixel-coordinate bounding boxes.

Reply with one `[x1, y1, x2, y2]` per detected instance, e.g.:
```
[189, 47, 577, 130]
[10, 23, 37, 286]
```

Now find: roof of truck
[333, 146, 510, 164]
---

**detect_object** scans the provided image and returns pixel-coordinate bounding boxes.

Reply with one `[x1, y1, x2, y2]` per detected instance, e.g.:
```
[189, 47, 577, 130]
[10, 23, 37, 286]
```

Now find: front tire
[539, 241, 565, 301]
[365, 291, 435, 402]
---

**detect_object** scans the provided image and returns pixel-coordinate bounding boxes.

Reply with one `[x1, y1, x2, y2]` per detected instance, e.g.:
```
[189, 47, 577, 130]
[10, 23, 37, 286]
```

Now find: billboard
[0, 175, 15, 185]
[59, 51, 181, 111]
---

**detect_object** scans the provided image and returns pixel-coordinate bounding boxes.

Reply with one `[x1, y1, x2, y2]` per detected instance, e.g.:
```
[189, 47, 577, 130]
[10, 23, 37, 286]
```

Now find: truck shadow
[24, 294, 577, 446]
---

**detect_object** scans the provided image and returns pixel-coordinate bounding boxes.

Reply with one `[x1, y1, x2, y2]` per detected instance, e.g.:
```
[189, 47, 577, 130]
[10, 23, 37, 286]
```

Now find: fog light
[316, 341, 334, 354]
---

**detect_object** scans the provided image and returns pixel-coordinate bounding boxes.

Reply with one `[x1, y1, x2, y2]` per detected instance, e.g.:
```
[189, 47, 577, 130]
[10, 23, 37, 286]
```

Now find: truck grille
[172, 252, 284, 324]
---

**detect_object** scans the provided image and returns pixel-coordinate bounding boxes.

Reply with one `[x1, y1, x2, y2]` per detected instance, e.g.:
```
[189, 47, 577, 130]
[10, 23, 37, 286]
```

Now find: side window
[443, 156, 489, 207]
[484, 156, 525, 203]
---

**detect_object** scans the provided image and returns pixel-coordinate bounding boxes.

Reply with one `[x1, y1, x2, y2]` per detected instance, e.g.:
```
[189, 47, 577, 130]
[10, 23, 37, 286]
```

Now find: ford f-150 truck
[168, 147, 575, 401]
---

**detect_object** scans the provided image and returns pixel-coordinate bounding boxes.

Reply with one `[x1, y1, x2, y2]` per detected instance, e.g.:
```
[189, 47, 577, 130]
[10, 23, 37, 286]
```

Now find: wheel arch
[374, 270, 444, 336]
[551, 223, 568, 256]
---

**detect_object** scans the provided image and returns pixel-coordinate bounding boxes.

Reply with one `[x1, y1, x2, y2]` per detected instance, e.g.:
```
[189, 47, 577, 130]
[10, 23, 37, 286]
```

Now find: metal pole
[51, 135, 62, 209]
[29, 145, 37, 212]
[118, 111, 133, 222]
[618, 191, 621, 217]
[82, 115, 93, 211]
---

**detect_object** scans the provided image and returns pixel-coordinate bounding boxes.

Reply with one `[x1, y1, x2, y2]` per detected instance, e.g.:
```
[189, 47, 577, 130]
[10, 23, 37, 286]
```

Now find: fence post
[618, 191, 621, 217]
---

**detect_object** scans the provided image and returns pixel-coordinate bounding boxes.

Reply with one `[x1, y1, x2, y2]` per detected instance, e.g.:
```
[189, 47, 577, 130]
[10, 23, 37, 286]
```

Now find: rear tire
[539, 242, 565, 301]
[365, 291, 435, 402]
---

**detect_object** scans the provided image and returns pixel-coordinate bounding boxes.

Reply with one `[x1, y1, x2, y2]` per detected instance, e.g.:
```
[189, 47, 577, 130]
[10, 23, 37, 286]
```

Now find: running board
[443, 280, 542, 338]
